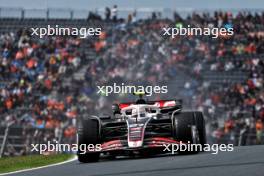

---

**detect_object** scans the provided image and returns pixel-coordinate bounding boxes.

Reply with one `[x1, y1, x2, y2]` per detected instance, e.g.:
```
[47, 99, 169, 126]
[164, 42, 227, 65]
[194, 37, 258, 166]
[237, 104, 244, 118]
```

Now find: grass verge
[0, 154, 73, 174]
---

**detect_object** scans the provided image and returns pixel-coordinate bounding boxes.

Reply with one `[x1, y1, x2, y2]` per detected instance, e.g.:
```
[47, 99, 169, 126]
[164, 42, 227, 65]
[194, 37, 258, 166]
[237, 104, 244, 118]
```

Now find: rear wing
[118, 99, 182, 110]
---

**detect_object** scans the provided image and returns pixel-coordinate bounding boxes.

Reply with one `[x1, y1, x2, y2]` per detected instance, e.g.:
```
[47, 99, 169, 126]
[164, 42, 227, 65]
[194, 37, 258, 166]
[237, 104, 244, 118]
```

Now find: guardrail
[0, 125, 71, 157]
[209, 130, 264, 146]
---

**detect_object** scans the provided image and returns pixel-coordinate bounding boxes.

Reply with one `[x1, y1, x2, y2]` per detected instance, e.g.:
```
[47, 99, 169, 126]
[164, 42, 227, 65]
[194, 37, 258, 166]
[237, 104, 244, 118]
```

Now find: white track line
[0, 156, 77, 176]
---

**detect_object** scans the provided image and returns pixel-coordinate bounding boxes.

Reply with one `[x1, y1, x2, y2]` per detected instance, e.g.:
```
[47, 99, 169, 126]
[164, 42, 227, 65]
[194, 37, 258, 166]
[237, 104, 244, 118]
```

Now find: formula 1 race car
[77, 93, 206, 162]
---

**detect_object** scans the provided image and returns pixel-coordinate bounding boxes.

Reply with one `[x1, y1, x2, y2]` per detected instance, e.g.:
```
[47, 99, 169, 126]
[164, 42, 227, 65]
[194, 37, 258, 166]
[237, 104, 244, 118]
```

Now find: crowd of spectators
[86, 10, 264, 144]
[0, 29, 84, 155]
[0, 9, 264, 156]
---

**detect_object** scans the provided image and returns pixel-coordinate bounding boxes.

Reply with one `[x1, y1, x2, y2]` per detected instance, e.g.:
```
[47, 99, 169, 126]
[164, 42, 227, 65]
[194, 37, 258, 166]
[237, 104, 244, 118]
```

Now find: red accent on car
[119, 100, 176, 109]
[101, 140, 123, 150]
[119, 103, 131, 109]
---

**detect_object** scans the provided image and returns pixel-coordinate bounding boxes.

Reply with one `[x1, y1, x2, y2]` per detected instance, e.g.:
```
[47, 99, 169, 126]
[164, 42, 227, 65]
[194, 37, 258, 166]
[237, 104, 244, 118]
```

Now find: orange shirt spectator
[256, 120, 263, 131]
[45, 119, 54, 129]
[224, 120, 234, 133]
[5, 99, 13, 109]
[99, 31, 106, 40]
[94, 41, 106, 52]
[55, 102, 64, 111]
[26, 58, 37, 69]
[15, 51, 24, 59]
[64, 126, 76, 138]
[49, 56, 57, 65]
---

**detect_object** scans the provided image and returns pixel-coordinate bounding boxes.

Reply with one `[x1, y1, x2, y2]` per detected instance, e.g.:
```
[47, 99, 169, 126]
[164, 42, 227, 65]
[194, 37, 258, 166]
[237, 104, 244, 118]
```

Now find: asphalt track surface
[6, 145, 264, 176]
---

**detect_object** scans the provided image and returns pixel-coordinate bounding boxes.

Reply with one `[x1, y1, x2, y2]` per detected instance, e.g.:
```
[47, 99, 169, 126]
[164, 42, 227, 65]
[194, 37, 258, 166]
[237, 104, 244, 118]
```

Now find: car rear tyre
[173, 111, 206, 154]
[194, 111, 207, 149]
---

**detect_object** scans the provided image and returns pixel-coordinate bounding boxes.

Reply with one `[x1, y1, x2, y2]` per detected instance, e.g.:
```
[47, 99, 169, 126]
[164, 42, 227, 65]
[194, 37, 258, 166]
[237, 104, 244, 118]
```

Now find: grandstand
[0, 6, 263, 157]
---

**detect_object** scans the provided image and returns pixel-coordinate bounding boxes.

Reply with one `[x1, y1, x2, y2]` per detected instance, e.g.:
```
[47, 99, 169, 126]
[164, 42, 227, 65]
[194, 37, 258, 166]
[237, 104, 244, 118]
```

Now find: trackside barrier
[0, 121, 15, 158]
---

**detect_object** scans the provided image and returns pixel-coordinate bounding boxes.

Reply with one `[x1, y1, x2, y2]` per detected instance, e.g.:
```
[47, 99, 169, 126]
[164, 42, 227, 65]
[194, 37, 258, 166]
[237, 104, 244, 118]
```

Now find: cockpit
[121, 104, 160, 120]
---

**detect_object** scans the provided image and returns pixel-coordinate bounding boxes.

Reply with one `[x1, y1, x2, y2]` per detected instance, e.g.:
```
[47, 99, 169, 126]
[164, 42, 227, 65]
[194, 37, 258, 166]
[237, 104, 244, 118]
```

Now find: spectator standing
[256, 119, 263, 144]
[112, 5, 118, 22]
[132, 10, 137, 23]
[105, 7, 111, 21]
